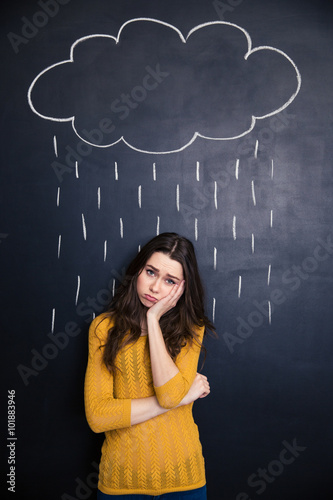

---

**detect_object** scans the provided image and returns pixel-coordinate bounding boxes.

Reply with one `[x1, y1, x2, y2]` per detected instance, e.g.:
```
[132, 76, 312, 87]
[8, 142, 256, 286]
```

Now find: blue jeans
[97, 485, 207, 499]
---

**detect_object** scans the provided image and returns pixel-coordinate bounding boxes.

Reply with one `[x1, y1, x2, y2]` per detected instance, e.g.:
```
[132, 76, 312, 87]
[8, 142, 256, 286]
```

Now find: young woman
[84, 233, 215, 499]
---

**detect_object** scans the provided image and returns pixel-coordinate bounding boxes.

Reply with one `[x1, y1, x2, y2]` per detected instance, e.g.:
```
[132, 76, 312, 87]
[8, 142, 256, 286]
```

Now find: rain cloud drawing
[28, 18, 301, 154]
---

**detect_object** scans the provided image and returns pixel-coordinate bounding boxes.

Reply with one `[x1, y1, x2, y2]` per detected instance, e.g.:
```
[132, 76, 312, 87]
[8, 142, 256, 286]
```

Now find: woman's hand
[179, 373, 210, 406]
[146, 281, 185, 322]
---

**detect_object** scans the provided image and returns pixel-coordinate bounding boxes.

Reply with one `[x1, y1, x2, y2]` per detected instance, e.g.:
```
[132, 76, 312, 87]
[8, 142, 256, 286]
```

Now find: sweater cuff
[154, 371, 185, 409]
[122, 398, 132, 427]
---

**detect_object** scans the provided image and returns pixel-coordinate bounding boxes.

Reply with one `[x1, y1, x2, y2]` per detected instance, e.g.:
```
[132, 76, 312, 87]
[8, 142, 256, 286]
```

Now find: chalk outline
[27, 18, 302, 154]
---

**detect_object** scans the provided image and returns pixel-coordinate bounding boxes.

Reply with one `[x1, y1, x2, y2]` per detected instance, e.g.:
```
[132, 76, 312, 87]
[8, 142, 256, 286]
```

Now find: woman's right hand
[179, 373, 210, 406]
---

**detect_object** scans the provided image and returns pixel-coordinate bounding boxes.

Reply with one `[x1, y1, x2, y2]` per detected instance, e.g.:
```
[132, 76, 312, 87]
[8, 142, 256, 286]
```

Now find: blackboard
[1, 0, 333, 499]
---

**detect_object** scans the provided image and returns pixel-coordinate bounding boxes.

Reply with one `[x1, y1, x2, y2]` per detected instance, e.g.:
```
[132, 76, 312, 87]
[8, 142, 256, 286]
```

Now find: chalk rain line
[57, 187, 60, 207]
[156, 216, 160, 235]
[194, 218, 198, 241]
[235, 158, 239, 180]
[138, 185, 142, 208]
[51, 307, 56, 333]
[232, 216, 236, 240]
[214, 181, 217, 209]
[196, 161, 200, 181]
[254, 139, 259, 159]
[75, 161, 79, 178]
[153, 163, 156, 181]
[115, 162, 118, 180]
[176, 184, 180, 211]
[82, 214, 87, 240]
[214, 247, 217, 270]
[238, 275, 242, 298]
[251, 180, 256, 206]
[120, 218, 123, 238]
[104, 240, 107, 262]
[98, 187, 101, 209]
[58, 234, 61, 258]
[53, 135, 58, 157]
[212, 298, 216, 322]
[75, 275, 80, 305]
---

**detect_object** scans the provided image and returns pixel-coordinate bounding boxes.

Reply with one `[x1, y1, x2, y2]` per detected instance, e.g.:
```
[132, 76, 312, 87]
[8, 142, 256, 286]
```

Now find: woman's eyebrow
[147, 264, 180, 281]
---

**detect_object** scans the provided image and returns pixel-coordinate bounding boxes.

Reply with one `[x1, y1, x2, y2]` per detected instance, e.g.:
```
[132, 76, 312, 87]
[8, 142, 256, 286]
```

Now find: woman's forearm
[130, 396, 170, 425]
[130, 372, 210, 426]
[146, 314, 179, 388]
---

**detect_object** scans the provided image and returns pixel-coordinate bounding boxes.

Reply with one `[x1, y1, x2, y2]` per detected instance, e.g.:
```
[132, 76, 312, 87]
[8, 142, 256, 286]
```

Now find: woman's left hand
[146, 281, 185, 321]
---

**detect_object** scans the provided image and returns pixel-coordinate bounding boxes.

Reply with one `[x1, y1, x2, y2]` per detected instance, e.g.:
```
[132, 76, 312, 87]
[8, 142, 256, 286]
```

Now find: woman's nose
[149, 278, 160, 293]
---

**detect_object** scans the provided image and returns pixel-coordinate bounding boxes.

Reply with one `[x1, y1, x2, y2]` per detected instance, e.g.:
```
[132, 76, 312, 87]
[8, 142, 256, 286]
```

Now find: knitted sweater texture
[84, 314, 206, 495]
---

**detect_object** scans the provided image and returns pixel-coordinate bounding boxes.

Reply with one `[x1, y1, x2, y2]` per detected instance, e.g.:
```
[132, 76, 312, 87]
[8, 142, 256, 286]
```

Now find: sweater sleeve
[84, 315, 132, 433]
[153, 326, 205, 409]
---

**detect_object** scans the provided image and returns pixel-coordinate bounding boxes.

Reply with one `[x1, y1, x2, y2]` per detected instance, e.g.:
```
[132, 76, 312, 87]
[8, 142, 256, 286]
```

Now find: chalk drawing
[138, 185, 142, 208]
[53, 135, 58, 157]
[271, 159, 274, 179]
[98, 187, 101, 209]
[268, 301, 272, 325]
[153, 163, 156, 181]
[51, 307, 55, 334]
[214, 181, 218, 210]
[195, 218, 198, 241]
[56, 187, 60, 207]
[251, 233, 254, 254]
[176, 184, 180, 212]
[120, 218, 123, 238]
[238, 275, 242, 298]
[212, 297, 216, 322]
[28, 18, 302, 155]
[75, 161, 79, 178]
[196, 162, 200, 181]
[112, 279, 116, 297]
[254, 139, 259, 159]
[233, 215, 236, 240]
[57, 234, 61, 259]
[104, 240, 107, 262]
[214, 247, 217, 270]
[270, 210, 273, 228]
[251, 180, 256, 206]
[268, 264, 271, 286]
[82, 214, 87, 240]
[235, 159, 239, 180]
[75, 275, 80, 306]
[156, 216, 160, 236]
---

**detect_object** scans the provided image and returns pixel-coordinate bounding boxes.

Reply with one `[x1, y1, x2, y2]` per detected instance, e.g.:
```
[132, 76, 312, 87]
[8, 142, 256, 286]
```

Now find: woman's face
[136, 252, 184, 308]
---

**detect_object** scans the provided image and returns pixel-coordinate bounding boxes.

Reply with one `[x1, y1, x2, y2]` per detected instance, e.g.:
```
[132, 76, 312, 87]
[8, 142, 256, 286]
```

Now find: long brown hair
[99, 233, 215, 373]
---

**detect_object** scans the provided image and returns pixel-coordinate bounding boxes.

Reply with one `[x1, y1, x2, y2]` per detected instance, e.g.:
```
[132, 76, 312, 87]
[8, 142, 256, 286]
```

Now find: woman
[84, 233, 215, 499]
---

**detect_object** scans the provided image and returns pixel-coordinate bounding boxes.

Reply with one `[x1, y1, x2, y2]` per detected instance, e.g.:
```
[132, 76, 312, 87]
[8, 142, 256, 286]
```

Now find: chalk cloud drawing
[28, 18, 301, 154]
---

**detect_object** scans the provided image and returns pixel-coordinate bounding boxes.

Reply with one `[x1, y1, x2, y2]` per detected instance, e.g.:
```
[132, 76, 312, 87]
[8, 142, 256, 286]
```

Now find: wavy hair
[99, 233, 215, 374]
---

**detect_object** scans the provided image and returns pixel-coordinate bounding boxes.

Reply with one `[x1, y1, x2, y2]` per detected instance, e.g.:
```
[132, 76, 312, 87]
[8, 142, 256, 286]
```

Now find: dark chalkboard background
[1, 1, 333, 499]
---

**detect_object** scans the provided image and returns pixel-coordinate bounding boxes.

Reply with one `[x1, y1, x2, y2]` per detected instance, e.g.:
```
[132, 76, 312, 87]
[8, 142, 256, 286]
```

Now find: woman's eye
[147, 269, 154, 276]
[166, 279, 175, 285]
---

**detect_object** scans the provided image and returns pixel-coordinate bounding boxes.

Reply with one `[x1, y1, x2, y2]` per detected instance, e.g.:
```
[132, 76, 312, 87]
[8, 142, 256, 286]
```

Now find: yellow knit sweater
[84, 314, 206, 496]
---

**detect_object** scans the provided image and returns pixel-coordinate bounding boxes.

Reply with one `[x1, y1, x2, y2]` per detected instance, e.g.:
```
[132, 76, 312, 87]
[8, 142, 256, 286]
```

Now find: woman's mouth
[144, 294, 157, 303]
